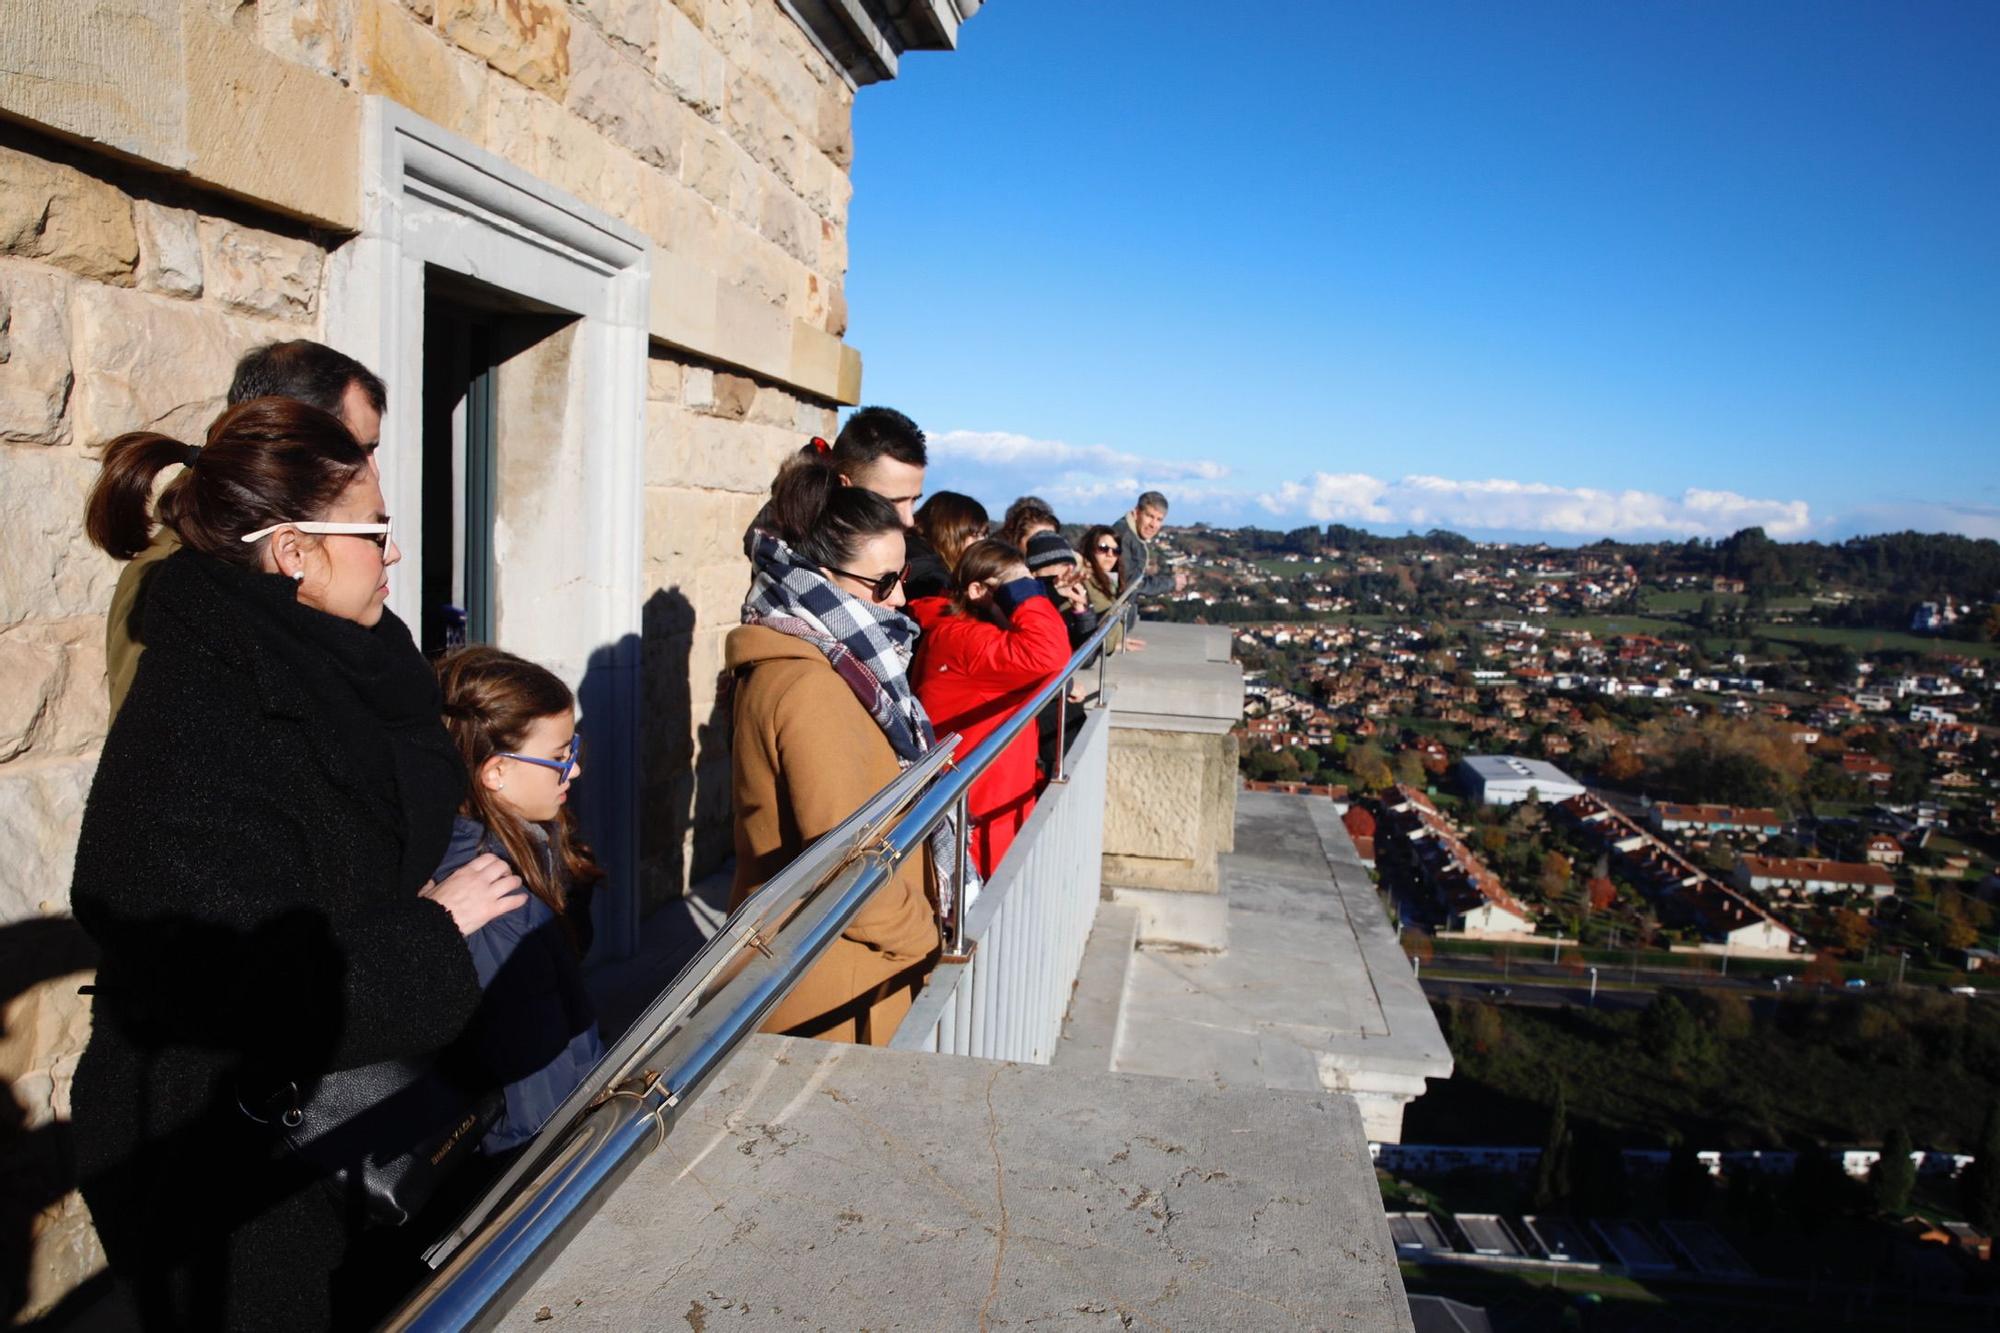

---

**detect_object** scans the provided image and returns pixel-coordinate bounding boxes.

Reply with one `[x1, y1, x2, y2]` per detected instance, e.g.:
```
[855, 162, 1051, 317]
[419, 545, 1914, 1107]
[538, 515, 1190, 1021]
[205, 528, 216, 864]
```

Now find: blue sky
[843, 1, 2000, 543]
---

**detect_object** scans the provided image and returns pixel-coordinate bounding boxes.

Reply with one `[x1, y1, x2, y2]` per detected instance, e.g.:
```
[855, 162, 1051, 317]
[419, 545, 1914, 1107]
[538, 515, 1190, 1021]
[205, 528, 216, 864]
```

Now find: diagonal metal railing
[385, 579, 1139, 1330]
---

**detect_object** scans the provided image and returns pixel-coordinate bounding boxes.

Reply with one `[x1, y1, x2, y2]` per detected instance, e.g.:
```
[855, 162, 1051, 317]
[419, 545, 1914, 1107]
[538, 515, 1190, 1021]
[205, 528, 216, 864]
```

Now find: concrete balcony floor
[501, 1033, 1412, 1330]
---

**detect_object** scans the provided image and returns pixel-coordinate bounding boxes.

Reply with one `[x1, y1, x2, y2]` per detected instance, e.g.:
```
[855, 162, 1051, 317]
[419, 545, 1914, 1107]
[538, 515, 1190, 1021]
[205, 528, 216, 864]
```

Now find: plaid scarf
[742, 531, 974, 916]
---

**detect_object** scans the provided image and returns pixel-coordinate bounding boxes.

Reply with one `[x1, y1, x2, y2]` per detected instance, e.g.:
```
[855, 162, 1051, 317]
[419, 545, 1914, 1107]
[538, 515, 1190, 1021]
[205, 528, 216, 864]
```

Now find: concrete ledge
[1112, 886, 1229, 953]
[503, 1034, 1414, 1330]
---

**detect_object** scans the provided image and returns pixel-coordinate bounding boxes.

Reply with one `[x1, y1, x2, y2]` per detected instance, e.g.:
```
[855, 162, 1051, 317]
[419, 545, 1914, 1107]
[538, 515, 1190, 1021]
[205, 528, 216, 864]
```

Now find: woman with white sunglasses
[71, 396, 525, 1330]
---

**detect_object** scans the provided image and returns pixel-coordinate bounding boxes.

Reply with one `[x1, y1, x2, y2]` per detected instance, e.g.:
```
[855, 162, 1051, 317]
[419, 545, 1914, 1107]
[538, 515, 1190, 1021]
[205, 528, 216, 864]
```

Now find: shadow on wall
[0, 917, 112, 1330]
[631, 588, 734, 915]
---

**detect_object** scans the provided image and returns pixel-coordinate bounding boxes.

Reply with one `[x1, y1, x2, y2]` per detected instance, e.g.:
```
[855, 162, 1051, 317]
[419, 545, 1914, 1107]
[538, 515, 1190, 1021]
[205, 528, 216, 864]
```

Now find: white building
[1459, 755, 1588, 807]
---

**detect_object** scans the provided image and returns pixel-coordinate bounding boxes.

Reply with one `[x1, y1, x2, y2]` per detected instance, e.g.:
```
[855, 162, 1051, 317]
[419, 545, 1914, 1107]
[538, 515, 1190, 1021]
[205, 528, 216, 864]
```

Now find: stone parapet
[1101, 621, 1244, 893]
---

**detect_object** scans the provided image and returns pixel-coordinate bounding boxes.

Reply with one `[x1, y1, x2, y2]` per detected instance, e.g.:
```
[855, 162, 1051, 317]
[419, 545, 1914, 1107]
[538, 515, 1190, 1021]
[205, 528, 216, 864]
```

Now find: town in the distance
[1135, 517, 2000, 1320]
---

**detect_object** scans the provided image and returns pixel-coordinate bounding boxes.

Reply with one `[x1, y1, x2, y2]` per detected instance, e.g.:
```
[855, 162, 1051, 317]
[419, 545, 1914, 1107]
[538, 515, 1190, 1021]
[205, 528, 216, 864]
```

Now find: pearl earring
[290, 570, 305, 582]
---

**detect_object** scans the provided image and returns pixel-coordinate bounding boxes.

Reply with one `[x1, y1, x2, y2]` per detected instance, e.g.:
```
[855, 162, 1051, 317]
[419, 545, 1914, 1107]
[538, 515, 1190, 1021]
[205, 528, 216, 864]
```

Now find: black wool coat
[69, 551, 483, 1331]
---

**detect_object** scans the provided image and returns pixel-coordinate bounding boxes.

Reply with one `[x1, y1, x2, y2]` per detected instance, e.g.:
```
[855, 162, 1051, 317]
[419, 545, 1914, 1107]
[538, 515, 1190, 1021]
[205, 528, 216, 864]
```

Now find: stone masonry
[0, 0, 886, 1315]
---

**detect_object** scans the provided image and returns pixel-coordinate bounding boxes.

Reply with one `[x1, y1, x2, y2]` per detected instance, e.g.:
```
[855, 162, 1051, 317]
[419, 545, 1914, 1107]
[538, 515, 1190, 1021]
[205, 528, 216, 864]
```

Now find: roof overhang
[778, 0, 984, 86]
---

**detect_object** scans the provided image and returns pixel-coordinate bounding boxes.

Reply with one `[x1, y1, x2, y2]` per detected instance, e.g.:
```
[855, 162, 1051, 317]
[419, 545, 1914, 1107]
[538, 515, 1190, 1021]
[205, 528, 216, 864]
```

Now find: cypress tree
[1872, 1126, 1917, 1216]
[1962, 1103, 2000, 1233]
[1531, 1083, 1572, 1211]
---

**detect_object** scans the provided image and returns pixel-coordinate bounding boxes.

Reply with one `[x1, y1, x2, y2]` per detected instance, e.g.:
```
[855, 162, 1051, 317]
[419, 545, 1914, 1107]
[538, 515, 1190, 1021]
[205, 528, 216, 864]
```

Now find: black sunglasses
[826, 563, 910, 602]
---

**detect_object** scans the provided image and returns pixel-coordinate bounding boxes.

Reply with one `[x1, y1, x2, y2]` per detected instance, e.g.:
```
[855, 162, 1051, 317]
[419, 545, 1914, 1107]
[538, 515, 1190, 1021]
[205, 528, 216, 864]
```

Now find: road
[1422, 977, 1655, 1012]
[1417, 951, 1784, 995]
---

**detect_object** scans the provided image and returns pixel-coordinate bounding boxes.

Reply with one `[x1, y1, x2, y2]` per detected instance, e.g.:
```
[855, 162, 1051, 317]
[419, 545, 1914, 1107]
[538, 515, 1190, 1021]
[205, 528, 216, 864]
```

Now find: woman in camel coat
[728, 455, 941, 1044]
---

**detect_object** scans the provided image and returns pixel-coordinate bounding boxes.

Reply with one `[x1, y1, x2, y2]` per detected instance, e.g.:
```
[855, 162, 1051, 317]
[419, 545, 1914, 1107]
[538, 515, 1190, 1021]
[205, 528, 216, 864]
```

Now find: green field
[1757, 625, 2000, 659]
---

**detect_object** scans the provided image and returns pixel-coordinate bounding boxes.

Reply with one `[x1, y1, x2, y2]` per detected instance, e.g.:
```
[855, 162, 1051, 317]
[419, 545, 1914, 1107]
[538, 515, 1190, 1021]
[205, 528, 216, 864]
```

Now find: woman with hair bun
[910, 538, 1072, 878]
[728, 457, 942, 1044]
[70, 397, 525, 1330]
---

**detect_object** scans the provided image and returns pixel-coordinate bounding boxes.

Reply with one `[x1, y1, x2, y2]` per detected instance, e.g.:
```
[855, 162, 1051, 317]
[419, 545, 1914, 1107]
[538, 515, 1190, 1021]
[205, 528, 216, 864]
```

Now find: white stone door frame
[326, 97, 650, 958]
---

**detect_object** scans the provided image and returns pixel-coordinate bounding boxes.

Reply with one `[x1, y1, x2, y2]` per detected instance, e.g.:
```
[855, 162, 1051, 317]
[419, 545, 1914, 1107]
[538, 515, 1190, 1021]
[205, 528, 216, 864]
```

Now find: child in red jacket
[910, 538, 1072, 878]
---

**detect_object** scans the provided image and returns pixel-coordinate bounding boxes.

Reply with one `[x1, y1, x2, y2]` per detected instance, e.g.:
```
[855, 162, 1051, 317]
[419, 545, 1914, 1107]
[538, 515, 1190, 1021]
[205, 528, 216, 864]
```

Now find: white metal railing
[387, 581, 1138, 1330]
[889, 705, 1108, 1061]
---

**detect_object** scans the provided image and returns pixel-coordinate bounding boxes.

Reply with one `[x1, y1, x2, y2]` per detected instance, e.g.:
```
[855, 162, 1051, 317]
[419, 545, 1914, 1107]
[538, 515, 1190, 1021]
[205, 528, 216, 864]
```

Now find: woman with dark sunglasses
[728, 458, 942, 1044]
[70, 398, 525, 1329]
[1079, 524, 1129, 654]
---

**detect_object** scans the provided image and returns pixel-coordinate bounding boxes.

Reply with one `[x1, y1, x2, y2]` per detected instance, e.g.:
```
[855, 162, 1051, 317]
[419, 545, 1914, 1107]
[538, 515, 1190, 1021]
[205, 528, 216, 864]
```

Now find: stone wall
[0, 122, 330, 1321]
[639, 350, 834, 910]
[0, 0, 869, 1315]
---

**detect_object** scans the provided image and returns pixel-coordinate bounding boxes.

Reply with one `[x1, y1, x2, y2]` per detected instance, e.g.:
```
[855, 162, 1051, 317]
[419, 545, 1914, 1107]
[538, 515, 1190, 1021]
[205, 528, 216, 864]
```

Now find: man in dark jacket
[1110, 490, 1186, 632]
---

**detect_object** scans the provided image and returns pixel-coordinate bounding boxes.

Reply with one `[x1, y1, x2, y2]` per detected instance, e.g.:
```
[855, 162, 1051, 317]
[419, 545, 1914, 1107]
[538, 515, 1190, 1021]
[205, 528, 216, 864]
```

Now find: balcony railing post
[1050, 687, 1069, 784]
[950, 790, 971, 958]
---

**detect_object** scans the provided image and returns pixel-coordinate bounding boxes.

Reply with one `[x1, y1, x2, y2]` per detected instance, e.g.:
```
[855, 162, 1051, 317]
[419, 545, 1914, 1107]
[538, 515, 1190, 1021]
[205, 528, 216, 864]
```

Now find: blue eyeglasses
[498, 734, 583, 782]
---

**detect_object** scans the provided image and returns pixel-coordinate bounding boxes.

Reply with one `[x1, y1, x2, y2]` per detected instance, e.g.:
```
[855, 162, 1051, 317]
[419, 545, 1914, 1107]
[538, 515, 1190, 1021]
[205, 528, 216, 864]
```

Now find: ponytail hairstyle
[764, 450, 905, 573]
[913, 491, 989, 576]
[435, 645, 604, 921]
[950, 538, 1026, 627]
[997, 495, 1059, 552]
[1080, 524, 1121, 599]
[85, 396, 369, 563]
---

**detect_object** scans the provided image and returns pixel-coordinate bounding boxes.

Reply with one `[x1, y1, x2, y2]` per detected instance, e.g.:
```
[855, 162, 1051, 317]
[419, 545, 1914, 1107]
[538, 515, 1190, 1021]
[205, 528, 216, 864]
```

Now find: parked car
[1844, 978, 1868, 990]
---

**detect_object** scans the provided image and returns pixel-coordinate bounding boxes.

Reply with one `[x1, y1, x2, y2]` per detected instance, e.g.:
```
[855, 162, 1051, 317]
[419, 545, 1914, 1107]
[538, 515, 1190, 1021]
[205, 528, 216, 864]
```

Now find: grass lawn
[1526, 614, 1689, 637]
[1757, 625, 2000, 659]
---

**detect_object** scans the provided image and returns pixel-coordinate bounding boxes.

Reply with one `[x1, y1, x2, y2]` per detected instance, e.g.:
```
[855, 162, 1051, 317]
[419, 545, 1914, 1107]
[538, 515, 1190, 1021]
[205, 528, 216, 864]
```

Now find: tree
[1802, 951, 1845, 989]
[1352, 742, 1393, 792]
[1602, 742, 1643, 784]
[1531, 1082, 1573, 1212]
[1539, 851, 1574, 905]
[1872, 1125, 1917, 1216]
[1961, 1102, 2000, 1232]
[1830, 908, 1874, 959]
[1393, 749, 1426, 789]
[1586, 876, 1617, 914]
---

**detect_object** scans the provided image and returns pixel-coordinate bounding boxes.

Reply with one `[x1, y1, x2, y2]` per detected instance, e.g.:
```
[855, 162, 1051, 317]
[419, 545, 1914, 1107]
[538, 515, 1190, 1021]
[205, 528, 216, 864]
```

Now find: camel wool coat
[726, 624, 941, 1044]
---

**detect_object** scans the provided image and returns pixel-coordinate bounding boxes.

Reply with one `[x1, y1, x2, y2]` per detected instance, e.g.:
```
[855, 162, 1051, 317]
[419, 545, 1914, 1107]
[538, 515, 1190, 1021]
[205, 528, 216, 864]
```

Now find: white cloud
[1257, 472, 1813, 539]
[1831, 501, 2000, 541]
[929, 430, 1230, 482]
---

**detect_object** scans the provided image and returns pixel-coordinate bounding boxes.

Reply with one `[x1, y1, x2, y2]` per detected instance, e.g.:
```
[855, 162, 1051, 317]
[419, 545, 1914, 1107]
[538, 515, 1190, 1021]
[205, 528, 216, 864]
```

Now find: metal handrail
[387, 578, 1141, 1330]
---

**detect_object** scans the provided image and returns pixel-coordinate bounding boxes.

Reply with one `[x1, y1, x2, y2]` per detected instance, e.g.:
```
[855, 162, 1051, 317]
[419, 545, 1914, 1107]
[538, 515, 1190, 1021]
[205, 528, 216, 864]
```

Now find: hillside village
[1129, 523, 1999, 973]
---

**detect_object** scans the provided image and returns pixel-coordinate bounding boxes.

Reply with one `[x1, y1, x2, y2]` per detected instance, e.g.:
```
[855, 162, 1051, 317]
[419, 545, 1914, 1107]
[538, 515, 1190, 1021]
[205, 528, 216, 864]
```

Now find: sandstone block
[132, 200, 203, 298]
[0, 755, 97, 920]
[70, 285, 269, 449]
[360, 0, 488, 140]
[757, 187, 813, 268]
[401, 0, 434, 15]
[709, 370, 755, 420]
[183, 6, 361, 230]
[677, 413, 790, 494]
[657, 0, 724, 117]
[0, 265, 76, 445]
[1102, 729, 1237, 894]
[682, 365, 716, 412]
[439, 0, 572, 94]
[644, 485, 759, 562]
[258, 0, 355, 81]
[580, 0, 658, 58]
[0, 0, 189, 173]
[0, 146, 138, 286]
[0, 639, 65, 763]
[669, 0, 705, 29]
[682, 118, 754, 217]
[0, 447, 119, 624]
[723, 68, 799, 189]
[748, 381, 800, 428]
[199, 217, 321, 319]
[564, 22, 684, 172]
[646, 354, 682, 403]
[6, 619, 109, 760]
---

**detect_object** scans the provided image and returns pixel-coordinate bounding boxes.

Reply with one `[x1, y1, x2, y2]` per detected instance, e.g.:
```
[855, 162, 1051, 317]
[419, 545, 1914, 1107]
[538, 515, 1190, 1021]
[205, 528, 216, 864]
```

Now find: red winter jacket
[911, 584, 1071, 878]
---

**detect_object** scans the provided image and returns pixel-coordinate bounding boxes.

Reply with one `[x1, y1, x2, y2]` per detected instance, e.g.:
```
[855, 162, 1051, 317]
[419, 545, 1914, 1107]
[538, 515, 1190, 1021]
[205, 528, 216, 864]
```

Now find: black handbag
[240, 1057, 503, 1228]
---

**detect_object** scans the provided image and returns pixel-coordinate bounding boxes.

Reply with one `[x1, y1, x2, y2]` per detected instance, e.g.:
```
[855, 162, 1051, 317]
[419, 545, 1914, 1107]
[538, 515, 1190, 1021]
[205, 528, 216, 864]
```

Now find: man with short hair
[829, 406, 926, 526]
[1110, 490, 1186, 635]
[104, 340, 390, 715]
